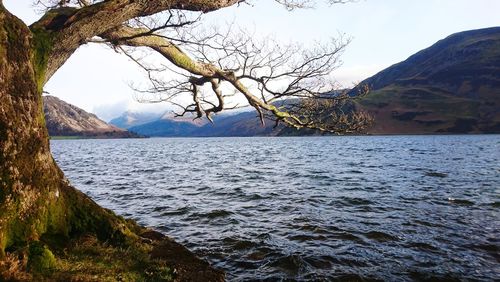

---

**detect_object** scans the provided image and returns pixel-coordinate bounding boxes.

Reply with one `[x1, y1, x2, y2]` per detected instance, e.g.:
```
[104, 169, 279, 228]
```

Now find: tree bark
[30, 0, 241, 84]
[0, 0, 242, 274]
[0, 4, 137, 259]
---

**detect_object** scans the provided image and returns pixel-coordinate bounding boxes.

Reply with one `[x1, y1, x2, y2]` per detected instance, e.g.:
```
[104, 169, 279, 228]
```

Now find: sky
[4, 0, 500, 121]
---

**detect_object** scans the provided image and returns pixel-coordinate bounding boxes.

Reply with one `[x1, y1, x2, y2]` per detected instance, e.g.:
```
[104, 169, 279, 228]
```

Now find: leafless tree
[34, 0, 372, 133]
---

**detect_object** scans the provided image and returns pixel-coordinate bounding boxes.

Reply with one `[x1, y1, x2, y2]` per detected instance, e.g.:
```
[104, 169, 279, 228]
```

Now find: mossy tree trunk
[0, 4, 136, 260]
[0, 1, 279, 279]
[0, 0, 243, 261]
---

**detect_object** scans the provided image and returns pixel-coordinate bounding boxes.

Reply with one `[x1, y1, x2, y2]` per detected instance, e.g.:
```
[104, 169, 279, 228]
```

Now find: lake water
[50, 135, 500, 281]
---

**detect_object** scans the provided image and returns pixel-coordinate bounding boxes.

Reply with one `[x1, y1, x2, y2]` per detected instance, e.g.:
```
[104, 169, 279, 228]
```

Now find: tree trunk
[0, 4, 136, 260]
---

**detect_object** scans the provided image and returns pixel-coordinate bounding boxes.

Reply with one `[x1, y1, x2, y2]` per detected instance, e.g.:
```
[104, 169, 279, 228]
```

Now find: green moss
[38, 95, 46, 128]
[166, 45, 198, 72]
[269, 105, 290, 119]
[30, 27, 54, 91]
[28, 241, 56, 273]
[29, 7, 80, 90]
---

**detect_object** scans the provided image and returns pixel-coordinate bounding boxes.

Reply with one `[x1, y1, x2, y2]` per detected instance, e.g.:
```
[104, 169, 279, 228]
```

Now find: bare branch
[100, 22, 371, 134]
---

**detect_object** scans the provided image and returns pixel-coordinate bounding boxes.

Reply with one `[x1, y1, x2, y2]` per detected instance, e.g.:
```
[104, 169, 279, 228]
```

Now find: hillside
[192, 111, 280, 137]
[124, 112, 206, 137]
[128, 118, 201, 137]
[43, 96, 140, 138]
[124, 110, 280, 137]
[354, 27, 500, 134]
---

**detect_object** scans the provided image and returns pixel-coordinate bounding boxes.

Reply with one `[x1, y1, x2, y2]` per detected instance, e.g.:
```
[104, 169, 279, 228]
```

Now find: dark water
[51, 135, 500, 281]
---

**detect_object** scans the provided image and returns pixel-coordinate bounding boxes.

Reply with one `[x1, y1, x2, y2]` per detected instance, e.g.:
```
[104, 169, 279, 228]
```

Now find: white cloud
[92, 100, 129, 122]
[92, 100, 171, 122]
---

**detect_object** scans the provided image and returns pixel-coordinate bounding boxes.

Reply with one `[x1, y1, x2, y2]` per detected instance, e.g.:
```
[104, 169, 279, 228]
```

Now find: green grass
[50, 235, 173, 282]
[360, 85, 480, 118]
[49, 136, 83, 140]
[1, 235, 174, 282]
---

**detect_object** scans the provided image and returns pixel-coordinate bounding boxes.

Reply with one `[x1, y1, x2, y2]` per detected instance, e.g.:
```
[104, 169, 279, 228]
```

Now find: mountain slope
[127, 110, 279, 137]
[353, 27, 500, 134]
[109, 111, 163, 129]
[43, 96, 140, 138]
[192, 111, 280, 137]
[128, 118, 201, 137]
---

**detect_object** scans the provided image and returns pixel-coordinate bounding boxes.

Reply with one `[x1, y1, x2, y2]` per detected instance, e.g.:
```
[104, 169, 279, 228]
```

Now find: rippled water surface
[51, 136, 500, 281]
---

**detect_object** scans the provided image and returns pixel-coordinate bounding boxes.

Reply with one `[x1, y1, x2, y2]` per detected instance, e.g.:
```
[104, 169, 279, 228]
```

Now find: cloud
[92, 100, 130, 122]
[92, 100, 173, 122]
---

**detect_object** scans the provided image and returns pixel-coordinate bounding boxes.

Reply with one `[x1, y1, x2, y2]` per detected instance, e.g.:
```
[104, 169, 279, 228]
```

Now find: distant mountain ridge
[109, 111, 163, 129]
[353, 27, 500, 134]
[116, 110, 281, 137]
[43, 96, 140, 138]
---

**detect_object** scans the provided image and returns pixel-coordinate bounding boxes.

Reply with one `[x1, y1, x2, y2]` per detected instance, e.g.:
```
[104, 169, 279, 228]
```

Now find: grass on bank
[49, 136, 84, 140]
[0, 234, 174, 282]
